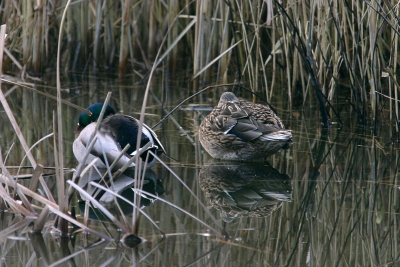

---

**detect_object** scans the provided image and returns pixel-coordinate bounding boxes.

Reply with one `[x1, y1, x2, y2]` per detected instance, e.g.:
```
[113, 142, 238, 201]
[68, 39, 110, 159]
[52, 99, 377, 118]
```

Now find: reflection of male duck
[73, 103, 165, 170]
[199, 161, 292, 222]
[78, 168, 164, 205]
[78, 168, 164, 221]
[199, 92, 292, 160]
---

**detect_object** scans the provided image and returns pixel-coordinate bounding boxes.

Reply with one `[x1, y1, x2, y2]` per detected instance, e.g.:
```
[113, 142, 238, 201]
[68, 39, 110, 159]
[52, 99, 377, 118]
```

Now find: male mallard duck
[73, 103, 165, 170]
[199, 92, 292, 160]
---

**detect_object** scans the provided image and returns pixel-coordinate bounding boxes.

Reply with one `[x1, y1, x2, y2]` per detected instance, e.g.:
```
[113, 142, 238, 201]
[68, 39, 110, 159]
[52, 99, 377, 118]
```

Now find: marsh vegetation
[0, 0, 400, 266]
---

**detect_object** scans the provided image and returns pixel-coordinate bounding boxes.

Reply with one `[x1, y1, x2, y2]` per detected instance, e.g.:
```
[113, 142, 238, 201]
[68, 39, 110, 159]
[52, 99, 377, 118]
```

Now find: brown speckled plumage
[199, 92, 292, 160]
[198, 161, 292, 222]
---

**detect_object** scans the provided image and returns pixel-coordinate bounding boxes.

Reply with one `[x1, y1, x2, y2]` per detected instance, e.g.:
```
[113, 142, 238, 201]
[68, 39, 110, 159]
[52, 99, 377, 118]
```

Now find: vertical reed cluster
[0, 0, 399, 127]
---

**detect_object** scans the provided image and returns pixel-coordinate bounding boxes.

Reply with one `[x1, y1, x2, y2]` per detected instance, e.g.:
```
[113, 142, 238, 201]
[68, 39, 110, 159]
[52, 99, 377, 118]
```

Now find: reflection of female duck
[199, 161, 292, 222]
[73, 103, 165, 170]
[199, 92, 292, 160]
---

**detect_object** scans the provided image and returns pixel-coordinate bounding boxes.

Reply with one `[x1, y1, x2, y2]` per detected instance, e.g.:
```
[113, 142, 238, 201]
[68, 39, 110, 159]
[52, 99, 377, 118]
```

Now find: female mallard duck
[199, 161, 292, 222]
[73, 103, 165, 170]
[199, 92, 292, 161]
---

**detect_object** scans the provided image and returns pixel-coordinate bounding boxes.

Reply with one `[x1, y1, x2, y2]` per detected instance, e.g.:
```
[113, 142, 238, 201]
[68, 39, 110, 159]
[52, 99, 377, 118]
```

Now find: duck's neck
[75, 124, 85, 139]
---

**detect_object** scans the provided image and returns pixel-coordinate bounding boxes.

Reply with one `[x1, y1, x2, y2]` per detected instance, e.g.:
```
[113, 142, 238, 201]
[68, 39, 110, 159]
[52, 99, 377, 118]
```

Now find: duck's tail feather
[259, 130, 292, 141]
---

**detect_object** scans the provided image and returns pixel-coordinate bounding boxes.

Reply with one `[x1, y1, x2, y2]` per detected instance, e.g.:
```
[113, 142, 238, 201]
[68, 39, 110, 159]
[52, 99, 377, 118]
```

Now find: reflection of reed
[78, 168, 164, 205]
[199, 161, 292, 222]
[76, 167, 165, 223]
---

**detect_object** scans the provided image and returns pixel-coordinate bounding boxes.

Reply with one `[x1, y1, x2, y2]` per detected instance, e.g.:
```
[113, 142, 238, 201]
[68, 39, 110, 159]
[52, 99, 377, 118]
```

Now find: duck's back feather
[100, 114, 151, 156]
[199, 92, 292, 160]
[74, 113, 165, 169]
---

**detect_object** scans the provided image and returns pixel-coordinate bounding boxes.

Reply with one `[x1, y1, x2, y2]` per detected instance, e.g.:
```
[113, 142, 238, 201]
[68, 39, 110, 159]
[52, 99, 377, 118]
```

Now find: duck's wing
[122, 115, 166, 155]
[100, 115, 150, 155]
[75, 123, 135, 169]
[229, 118, 281, 141]
[95, 133, 136, 169]
[211, 102, 248, 132]
[240, 100, 285, 129]
[214, 102, 285, 142]
[100, 114, 166, 161]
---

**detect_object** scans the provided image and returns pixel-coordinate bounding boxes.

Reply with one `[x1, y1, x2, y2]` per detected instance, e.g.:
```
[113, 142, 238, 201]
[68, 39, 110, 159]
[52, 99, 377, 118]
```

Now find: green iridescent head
[78, 103, 116, 126]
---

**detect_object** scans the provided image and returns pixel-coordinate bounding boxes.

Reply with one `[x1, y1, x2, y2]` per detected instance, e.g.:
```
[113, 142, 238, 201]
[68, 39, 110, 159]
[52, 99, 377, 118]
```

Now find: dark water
[0, 73, 399, 266]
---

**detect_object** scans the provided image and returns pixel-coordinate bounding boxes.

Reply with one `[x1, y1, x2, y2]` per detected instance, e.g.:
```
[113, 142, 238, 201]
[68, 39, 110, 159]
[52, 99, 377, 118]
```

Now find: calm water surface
[0, 73, 399, 266]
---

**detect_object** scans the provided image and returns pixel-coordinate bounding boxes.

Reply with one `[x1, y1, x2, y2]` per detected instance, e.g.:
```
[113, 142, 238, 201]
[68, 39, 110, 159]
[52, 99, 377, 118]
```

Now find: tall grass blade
[89, 181, 165, 236]
[192, 39, 242, 80]
[0, 25, 37, 167]
[32, 206, 50, 233]
[16, 133, 53, 177]
[48, 239, 110, 267]
[151, 152, 228, 238]
[0, 177, 36, 217]
[0, 78, 91, 114]
[154, 18, 197, 70]
[67, 180, 134, 235]
[133, 188, 226, 239]
[27, 164, 44, 197]
[29, 233, 50, 265]
[0, 219, 33, 240]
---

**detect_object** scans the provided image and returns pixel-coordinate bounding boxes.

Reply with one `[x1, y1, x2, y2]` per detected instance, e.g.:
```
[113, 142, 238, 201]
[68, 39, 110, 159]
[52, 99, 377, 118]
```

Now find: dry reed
[0, 0, 400, 265]
[0, 1, 398, 128]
